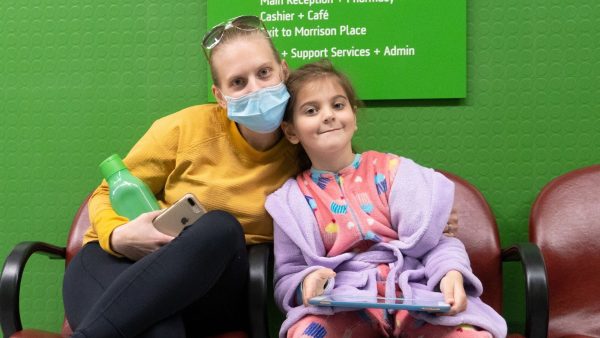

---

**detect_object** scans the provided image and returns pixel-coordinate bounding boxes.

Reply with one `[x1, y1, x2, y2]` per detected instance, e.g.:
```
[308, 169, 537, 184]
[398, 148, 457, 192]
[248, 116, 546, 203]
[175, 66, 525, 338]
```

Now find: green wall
[1, 0, 598, 335]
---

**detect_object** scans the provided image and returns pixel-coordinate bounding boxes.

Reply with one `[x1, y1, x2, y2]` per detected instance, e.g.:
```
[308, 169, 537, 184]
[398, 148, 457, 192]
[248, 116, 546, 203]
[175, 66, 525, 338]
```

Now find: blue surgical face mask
[223, 82, 290, 134]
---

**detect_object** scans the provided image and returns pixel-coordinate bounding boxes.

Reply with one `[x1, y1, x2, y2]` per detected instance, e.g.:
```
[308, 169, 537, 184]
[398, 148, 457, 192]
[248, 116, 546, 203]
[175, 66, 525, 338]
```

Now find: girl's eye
[258, 67, 272, 78]
[333, 102, 345, 110]
[304, 106, 318, 115]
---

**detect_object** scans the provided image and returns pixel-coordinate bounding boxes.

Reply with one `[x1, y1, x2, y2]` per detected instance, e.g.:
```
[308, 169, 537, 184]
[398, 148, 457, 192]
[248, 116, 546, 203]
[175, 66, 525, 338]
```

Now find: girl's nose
[323, 108, 335, 123]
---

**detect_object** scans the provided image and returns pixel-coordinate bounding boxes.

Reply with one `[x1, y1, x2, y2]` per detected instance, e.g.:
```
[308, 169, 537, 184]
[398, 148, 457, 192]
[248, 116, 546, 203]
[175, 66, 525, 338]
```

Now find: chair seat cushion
[11, 329, 249, 338]
[208, 331, 248, 338]
[10, 329, 64, 338]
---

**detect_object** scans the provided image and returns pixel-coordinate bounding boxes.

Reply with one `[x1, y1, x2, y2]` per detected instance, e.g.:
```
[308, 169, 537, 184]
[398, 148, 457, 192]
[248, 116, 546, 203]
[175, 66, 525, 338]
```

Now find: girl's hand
[110, 210, 174, 261]
[301, 268, 336, 306]
[439, 270, 467, 315]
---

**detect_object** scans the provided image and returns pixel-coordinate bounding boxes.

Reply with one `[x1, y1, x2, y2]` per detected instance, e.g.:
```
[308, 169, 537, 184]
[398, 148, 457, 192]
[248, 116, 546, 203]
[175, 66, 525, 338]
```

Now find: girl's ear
[281, 121, 300, 144]
[212, 84, 227, 109]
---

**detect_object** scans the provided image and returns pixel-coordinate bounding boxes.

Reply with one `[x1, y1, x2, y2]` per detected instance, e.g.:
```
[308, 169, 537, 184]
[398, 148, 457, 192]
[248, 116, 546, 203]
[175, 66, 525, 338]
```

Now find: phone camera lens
[187, 198, 196, 206]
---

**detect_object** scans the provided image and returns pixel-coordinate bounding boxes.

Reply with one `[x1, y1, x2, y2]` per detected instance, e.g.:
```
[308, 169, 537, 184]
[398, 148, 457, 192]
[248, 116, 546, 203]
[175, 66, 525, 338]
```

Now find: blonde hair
[208, 28, 281, 87]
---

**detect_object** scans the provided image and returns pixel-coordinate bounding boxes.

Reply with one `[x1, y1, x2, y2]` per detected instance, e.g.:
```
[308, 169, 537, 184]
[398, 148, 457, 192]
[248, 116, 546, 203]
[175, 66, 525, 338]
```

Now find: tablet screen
[308, 295, 450, 312]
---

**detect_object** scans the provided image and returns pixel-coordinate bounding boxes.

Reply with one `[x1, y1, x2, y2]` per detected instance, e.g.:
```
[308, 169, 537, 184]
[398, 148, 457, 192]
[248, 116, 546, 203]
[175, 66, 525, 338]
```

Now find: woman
[63, 15, 295, 338]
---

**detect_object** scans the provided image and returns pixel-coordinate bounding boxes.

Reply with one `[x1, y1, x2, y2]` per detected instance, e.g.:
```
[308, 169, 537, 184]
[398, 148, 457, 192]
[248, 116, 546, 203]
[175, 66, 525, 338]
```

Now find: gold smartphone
[153, 193, 206, 236]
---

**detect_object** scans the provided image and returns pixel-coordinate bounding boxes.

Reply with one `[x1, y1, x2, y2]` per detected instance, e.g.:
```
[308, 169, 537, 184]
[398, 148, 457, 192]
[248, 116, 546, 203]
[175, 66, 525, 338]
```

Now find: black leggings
[63, 210, 249, 338]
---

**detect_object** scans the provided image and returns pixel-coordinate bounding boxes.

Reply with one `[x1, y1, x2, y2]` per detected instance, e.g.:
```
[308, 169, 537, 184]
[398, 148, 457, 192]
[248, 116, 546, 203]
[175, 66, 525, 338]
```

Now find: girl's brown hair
[284, 59, 363, 173]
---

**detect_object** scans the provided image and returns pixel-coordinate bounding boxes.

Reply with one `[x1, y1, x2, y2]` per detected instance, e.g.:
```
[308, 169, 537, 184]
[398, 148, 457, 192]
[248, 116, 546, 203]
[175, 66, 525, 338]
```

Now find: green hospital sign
[208, 0, 466, 100]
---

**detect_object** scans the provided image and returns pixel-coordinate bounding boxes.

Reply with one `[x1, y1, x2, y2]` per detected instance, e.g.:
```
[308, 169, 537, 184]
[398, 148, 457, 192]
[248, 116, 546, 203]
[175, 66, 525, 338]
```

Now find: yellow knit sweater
[83, 104, 298, 255]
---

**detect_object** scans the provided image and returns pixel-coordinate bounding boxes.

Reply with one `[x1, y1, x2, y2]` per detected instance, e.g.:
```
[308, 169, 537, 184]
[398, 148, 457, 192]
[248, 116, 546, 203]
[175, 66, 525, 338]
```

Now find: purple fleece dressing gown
[265, 157, 507, 338]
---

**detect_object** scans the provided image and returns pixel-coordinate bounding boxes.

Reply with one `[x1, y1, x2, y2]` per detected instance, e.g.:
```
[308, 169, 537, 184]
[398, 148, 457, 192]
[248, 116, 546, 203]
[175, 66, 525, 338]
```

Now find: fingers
[453, 283, 467, 313]
[440, 282, 459, 316]
[154, 232, 175, 245]
[444, 208, 459, 237]
[302, 285, 314, 306]
[302, 277, 320, 306]
[443, 222, 458, 237]
[143, 210, 164, 221]
[112, 210, 174, 260]
[443, 224, 456, 237]
[137, 211, 174, 244]
[449, 209, 458, 224]
[319, 268, 336, 279]
[446, 290, 467, 315]
[441, 278, 455, 306]
[439, 270, 467, 316]
[141, 210, 174, 241]
[302, 268, 336, 306]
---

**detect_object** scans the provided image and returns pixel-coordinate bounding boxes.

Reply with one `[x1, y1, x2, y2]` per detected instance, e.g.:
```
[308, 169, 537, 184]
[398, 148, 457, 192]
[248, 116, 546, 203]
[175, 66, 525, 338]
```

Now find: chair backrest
[439, 170, 503, 313]
[65, 195, 92, 265]
[60, 194, 93, 336]
[530, 164, 600, 338]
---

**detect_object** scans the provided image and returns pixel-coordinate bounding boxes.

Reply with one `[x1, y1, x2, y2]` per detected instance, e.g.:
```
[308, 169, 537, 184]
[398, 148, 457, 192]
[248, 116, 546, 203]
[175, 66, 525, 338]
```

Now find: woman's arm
[88, 118, 176, 256]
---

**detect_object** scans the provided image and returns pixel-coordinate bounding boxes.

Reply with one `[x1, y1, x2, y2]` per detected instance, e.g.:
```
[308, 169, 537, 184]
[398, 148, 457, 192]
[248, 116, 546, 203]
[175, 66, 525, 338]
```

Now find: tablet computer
[308, 295, 450, 313]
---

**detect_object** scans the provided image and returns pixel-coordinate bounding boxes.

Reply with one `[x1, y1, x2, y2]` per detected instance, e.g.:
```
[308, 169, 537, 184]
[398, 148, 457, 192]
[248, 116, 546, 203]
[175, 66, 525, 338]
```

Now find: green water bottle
[99, 154, 160, 220]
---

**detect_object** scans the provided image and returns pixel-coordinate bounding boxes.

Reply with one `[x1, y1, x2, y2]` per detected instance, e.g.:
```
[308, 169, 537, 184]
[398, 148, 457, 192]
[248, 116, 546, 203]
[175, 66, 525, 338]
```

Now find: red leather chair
[439, 170, 548, 338]
[0, 194, 269, 338]
[530, 164, 600, 338]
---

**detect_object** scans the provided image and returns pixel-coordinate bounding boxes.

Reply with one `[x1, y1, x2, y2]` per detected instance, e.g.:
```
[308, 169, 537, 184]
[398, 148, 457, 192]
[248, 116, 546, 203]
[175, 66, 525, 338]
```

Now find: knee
[288, 319, 328, 338]
[185, 210, 245, 249]
[204, 210, 245, 243]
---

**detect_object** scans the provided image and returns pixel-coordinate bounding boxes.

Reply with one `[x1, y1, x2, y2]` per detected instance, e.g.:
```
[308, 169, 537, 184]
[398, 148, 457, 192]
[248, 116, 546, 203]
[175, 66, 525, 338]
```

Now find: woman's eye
[258, 68, 272, 78]
[231, 78, 246, 88]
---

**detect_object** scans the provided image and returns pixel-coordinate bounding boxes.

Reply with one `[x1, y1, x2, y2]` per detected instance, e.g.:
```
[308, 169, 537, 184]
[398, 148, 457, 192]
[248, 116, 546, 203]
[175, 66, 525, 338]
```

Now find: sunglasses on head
[201, 15, 268, 58]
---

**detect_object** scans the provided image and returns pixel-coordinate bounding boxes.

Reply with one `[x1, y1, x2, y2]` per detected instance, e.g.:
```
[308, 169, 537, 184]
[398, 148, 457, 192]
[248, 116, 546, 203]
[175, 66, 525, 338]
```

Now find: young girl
[266, 60, 507, 338]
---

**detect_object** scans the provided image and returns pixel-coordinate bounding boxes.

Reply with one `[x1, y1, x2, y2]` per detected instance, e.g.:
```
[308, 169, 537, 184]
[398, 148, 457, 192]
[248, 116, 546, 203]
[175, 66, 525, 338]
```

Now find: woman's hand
[301, 268, 336, 306]
[439, 270, 467, 315]
[110, 210, 174, 261]
[443, 207, 459, 237]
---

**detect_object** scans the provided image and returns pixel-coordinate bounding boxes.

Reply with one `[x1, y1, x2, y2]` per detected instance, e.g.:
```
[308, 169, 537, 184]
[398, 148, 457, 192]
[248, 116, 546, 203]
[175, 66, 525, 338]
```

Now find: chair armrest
[502, 243, 548, 338]
[247, 243, 273, 338]
[0, 242, 65, 338]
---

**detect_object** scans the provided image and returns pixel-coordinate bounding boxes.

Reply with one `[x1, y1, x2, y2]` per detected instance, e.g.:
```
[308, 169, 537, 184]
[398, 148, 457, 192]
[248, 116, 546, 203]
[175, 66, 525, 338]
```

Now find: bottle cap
[99, 154, 127, 179]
